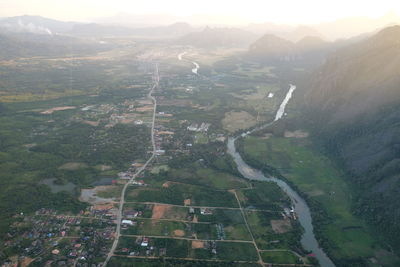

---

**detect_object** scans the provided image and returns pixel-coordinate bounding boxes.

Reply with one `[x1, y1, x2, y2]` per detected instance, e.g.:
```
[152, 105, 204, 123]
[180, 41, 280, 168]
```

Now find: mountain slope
[279, 25, 324, 42]
[305, 25, 400, 123]
[247, 34, 331, 66]
[303, 25, 400, 253]
[248, 34, 295, 59]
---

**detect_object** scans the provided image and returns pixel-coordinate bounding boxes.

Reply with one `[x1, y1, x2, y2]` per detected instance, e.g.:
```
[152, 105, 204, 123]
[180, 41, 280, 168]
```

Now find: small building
[187, 124, 198, 131]
[141, 237, 149, 247]
[122, 220, 134, 226]
[118, 172, 132, 180]
[155, 150, 165, 155]
[132, 180, 145, 186]
[200, 208, 213, 215]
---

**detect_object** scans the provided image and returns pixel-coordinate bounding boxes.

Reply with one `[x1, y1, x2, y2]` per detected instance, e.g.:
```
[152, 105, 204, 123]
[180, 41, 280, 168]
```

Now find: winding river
[227, 84, 335, 267]
[178, 51, 200, 75]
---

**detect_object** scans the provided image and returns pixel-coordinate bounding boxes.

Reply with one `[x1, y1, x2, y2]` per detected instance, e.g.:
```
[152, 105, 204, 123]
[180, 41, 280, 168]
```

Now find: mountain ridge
[301, 24, 400, 254]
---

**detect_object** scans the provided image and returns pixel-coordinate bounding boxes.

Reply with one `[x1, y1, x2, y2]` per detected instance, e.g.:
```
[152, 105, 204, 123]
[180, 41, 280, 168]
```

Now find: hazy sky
[0, 0, 399, 24]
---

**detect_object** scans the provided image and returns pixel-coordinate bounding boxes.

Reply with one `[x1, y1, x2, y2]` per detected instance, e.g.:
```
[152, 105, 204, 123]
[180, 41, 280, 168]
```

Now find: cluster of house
[119, 236, 167, 257]
[187, 122, 211, 132]
[91, 204, 118, 220]
[117, 171, 146, 186]
[2, 208, 115, 266]
[200, 208, 213, 215]
[120, 208, 145, 229]
[153, 124, 175, 156]
[204, 241, 218, 255]
[282, 206, 297, 220]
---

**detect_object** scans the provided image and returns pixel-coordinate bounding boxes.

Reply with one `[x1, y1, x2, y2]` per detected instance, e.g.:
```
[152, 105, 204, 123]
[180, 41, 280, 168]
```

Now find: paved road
[103, 63, 159, 266]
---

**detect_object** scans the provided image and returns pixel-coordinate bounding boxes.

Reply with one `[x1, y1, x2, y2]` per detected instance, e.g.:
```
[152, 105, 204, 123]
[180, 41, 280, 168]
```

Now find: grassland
[260, 250, 300, 264]
[164, 168, 249, 190]
[126, 183, 239, 208]
[240, 135, 383, 262]
[237, 181, 291, 211]
[222, 111, 257, 133]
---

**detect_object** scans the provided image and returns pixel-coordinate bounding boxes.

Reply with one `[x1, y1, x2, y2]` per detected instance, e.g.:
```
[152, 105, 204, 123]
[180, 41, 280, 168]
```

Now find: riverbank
[236, 135, 399, 266]
[227, 84, 336, 267]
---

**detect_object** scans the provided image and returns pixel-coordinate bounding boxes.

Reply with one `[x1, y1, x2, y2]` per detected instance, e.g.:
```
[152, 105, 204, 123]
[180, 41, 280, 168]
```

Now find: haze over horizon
[0, 0, 400, 26]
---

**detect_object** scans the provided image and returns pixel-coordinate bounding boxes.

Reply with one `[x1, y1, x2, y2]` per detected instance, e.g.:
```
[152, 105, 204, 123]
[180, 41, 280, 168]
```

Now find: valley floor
[238, 134, 400, 266]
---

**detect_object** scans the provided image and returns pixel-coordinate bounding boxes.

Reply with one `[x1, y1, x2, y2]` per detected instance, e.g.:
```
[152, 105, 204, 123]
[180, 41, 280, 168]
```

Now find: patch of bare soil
[192, 241, 205, 249]
[271, 219, 292, 233]
[96, 165, 112, 171]
[307, 189, 325, 197]
[152, 205, 171, 219]
[79, 185, 115, 204]
[261, 133, 273, 139]
[284, 130, 309, 138]
[21, 257, 34, 267]
[173, 230, 185, 237]
[222, 111, 257, 133]
[40, 106, 76, 114]
[83, 120, 100, 127]
[184, 199, 191, 206]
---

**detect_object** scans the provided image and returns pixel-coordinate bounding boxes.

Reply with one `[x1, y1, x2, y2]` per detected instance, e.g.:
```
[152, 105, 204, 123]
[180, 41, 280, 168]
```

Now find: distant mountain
[248, 34, 295, 59]
[0, 15, 198, 39]
[95, 13, 182, 27]
[0, 31, 109, 60]
[296, 36, 327, 51]
[244, 12, 400, 42]
[242, 22, 293, 36]
[70, 22, 197, 38]
[247, 33, 331, 65]
[0, 15, 76, 35]
[302, 25, 400, 253]
[278, 25, 324, 42]
[177, 27, 257, 48]
[95, 12, 249, 27]
[314, 11, 400, 40]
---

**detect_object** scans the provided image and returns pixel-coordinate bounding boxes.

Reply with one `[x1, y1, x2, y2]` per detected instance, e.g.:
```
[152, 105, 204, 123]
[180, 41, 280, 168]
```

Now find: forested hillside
[302, 25, 400, 253]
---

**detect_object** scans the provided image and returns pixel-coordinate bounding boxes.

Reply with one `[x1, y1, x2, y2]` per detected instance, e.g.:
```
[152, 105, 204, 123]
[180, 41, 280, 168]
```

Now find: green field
[260, 250, 300, 264]
[215, 242, 259, 261]
[121, 219, 188, 237]
[237, 181, 291, 211]
[116, 236, 258, 261]
[241, 135, 381, 261]
[108, 257, 261, 267]
[158, 167, 249, 190]
[126, 183, 239, 208]
[245, 210, 301, 250]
